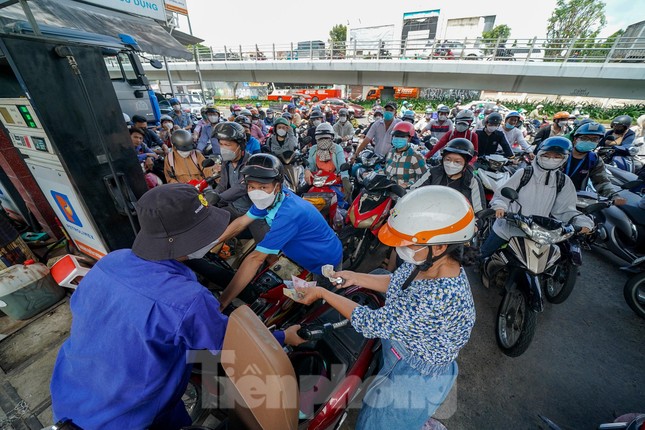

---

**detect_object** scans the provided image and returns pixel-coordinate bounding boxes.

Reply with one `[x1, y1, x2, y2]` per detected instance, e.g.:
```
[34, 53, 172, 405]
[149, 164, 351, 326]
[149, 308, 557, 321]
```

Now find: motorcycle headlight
[523, 224, 569, 245]
[362, 156, 376, 167]
[576, 197, 593, 208]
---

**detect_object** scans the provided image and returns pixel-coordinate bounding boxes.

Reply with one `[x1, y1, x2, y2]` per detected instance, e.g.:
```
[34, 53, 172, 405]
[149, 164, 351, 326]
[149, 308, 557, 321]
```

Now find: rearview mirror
[339, 163, 351, 172]
[202, 158, 216, 168]
[391, 185, 407, 197]
[149, 59, 163, 69]
[501, 187, 519, 201]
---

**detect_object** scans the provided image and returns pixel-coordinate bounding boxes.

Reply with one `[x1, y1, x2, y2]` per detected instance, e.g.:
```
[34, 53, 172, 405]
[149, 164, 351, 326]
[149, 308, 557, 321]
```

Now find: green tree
[482, 25, 512, 43]
[328, 24, 347, 58]
[545, 0, 607, 61]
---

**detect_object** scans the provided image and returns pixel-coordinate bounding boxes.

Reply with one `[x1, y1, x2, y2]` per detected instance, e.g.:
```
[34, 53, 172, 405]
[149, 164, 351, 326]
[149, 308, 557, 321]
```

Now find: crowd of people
[50, 94, 645, 430]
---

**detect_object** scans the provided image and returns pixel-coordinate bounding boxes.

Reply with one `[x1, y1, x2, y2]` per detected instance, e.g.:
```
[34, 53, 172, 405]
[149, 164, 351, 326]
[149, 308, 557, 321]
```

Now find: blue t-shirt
[50, 250, 232, 429]
[247, 191, 342, 274]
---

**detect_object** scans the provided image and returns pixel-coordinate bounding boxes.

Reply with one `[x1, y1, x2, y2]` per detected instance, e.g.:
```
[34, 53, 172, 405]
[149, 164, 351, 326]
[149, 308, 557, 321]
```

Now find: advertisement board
[79, 0, 166, 21]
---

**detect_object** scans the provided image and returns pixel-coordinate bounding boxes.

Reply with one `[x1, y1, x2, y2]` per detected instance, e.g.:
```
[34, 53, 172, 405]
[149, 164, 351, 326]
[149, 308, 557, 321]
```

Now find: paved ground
[340, 245, 645, 429]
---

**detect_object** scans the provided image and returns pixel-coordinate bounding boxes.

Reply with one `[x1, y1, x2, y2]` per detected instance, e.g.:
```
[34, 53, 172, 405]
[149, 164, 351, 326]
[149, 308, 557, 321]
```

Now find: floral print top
[351, 263, 476, 374]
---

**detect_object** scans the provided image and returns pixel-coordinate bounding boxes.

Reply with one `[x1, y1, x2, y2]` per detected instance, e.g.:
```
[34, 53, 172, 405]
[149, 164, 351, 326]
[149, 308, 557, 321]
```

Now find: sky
[180, 0, 644, 50]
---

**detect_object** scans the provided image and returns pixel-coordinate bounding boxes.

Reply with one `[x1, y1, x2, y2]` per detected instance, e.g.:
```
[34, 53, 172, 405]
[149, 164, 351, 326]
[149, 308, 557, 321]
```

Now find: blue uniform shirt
[50, 250, 230, 429]
[247, 190, 343, 274]
[246, 136, 261, 155]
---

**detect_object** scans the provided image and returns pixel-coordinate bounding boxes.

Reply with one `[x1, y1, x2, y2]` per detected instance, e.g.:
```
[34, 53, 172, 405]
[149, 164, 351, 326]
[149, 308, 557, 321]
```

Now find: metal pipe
[163, 56, 174, 96]
[186, 13, 205, 97]
[19, 0, 41, 36]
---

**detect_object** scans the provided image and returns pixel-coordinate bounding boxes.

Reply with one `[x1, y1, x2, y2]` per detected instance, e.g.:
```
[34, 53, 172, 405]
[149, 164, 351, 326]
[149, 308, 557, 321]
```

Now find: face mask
[177, 150, 192, 158]
[504, 122, 515, 130]
[208, 115, 219, 123]
[252, 119, 260, 125]
[267, 114, 274, 119]
[173, 105, 181, 111]
[425, 114, 432, 120]
[187, 239, 219, 260]
[276, 128, 287, 137]
[248, 186, 278, 210]
[383, 111, 394, 121]
[391, 137, 409, 149]
[443, 160, 464, 176]
[557, 121, 568, 128]
[486, 125, 498, 133]
[574, 140, 598, 153]
[339, 116, 347, 123]
[538, 155, 565, 170]
[221, 147, 238, 162]
[163, 122, 173, 130]
[313, 119, 322, 127]
[396, 246, 426, 265]
[614, 127, 626, 135]
[455, 122, 469, 132]
[439, 114, 447, 121]
[234, 111, 241, 116]
[374, 115, 383, 121]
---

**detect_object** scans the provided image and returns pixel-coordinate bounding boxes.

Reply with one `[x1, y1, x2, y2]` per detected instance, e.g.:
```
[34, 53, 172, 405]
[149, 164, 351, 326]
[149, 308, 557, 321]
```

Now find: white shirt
[502, 127, 530, 150]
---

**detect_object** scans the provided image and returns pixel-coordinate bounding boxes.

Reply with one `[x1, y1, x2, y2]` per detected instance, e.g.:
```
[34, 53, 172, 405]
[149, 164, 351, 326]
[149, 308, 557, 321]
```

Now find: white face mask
[538, 155, 565, 170]
[276, 128, 287, 137]
[339, 116, 347, 123]
[177, 150, 192, 158]
[425, 114, 432, 120]
[455, 122, 469, 132]
[443, 160, 464, 176]
[220, 147, 238, 162]
[396, 246, 426, 265]
[187, 239, 219, 260]
[173, 105, 181, 111]
[208, 115, 219, 123]
[163, 122, 173, 130]
[313, 119, 322, 127]
[486, 125, 498, 133]
[248, 185, 278, 210]
[557, 120, 568, 128]
[439, 114, 448, 121]
[252, 119, 260, 125]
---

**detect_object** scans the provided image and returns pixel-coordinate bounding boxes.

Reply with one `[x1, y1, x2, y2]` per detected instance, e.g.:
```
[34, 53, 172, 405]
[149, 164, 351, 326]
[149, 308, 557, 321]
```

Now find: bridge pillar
[380, 86, 395, 102]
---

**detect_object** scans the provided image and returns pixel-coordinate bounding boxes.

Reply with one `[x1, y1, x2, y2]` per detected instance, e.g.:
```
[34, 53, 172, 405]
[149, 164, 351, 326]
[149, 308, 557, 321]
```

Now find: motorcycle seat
[620, 204, 645, 226]
[607, 166, 638, 184]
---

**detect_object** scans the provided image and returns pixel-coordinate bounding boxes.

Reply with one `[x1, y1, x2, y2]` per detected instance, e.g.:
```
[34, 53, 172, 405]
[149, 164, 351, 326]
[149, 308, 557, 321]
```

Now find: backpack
[166, 151, 203, 180]
[516, 165, 566, 194]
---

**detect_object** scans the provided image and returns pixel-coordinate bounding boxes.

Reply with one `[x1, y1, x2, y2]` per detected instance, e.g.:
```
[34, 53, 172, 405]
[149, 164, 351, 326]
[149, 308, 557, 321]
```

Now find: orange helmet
[553, 111, 570, 120]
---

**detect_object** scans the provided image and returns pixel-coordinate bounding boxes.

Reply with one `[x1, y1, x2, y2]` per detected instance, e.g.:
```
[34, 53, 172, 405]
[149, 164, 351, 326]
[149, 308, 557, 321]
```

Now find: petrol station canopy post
[0, 0, 196, 60]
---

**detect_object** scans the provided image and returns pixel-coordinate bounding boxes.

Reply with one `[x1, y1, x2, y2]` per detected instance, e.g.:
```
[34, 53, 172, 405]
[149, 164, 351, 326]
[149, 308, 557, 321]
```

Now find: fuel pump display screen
[17, 105, 37, 128]
[31, 136, 48, 152]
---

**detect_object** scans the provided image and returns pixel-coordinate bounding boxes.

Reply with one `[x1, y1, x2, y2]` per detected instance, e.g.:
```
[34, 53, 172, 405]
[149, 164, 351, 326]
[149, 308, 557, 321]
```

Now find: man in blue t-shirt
[50, 184, 304, 429]
[215, 154, 343, 309]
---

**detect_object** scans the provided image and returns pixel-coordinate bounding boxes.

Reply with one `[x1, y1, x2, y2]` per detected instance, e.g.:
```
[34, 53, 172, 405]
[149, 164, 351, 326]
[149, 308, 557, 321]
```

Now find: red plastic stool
[50, 254, 91, 289]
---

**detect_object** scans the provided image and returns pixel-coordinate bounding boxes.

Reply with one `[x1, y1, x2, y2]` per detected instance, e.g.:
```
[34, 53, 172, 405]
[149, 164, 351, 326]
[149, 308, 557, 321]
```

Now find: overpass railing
[168, 36, 645, 64]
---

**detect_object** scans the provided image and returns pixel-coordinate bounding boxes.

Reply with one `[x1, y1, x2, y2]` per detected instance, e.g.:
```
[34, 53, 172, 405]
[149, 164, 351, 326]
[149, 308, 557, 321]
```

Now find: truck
[365, 86, 420, 100]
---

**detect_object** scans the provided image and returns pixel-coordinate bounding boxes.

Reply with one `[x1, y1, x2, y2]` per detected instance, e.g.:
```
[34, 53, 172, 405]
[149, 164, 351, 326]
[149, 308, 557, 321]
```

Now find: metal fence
[165, 36, 645, 64]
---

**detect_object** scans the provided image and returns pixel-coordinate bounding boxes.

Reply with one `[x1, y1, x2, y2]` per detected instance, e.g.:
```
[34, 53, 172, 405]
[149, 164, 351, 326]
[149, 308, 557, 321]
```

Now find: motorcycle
[482, 187, 583, 357]
[475, 154, 515, 202]
[576, 181, 645, 265]
[340, 173, 406, 270]
[623, 256, 645, 319]
[598, 145, 639, 173]
[605, 164, 644, 193]
[539, 412, 645, 430]
[193, 292, 384, 430]
[301, 165, 349, 231]
[276, 150, 308, 195]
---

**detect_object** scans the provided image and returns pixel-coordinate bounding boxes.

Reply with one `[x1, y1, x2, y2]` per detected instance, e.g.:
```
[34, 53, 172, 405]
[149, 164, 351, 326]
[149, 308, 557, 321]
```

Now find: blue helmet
[574, 122, 605, 137]
[287, 103, 296, 110]
[505, 111, 521, 120]
[402, 109, 416, 122]
[538, 136, 572, 155]
[169, 98, 180, 106]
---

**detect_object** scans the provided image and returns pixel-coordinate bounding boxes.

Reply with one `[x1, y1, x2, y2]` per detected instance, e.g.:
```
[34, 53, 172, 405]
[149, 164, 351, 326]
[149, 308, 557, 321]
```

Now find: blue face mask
[383, 111, 394, 121]
[392, 137, 408, 149]
[504, 122, 515, 130]
[574, 140, 598, 153]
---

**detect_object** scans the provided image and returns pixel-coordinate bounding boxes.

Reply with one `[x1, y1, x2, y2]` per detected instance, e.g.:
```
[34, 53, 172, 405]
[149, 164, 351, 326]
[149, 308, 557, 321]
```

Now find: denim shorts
[355, 338, 458, 430]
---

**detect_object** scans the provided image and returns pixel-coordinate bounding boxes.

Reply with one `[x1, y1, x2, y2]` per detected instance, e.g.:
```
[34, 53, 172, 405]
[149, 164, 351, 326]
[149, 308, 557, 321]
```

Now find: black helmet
[443, 138, 475, 162]
[171, 129, 195, 151]
[241, 153, 284, 184]
[234, 115, 252, 130]
[610, 115, 632, 128]
[310, 110, 323, 120]
[485, 112, 503, 125]
[213, 121, 247, 150]
[437, 105, 450, 114]
[455, 109, 475, 122]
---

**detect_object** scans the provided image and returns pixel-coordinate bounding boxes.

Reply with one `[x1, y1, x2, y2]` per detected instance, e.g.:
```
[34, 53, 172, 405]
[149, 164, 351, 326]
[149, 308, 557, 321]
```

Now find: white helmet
[378, 186, 475, 246]
[314, 122, 334, 138]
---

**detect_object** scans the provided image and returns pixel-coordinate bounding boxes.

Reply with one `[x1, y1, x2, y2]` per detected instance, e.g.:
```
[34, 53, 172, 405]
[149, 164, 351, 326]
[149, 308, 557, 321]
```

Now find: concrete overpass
[142, 59, 645, 99]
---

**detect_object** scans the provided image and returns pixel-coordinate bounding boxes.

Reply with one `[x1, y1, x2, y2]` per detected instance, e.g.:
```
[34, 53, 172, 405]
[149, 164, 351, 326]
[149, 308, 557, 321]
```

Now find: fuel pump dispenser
[0, 32, 148, 259]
